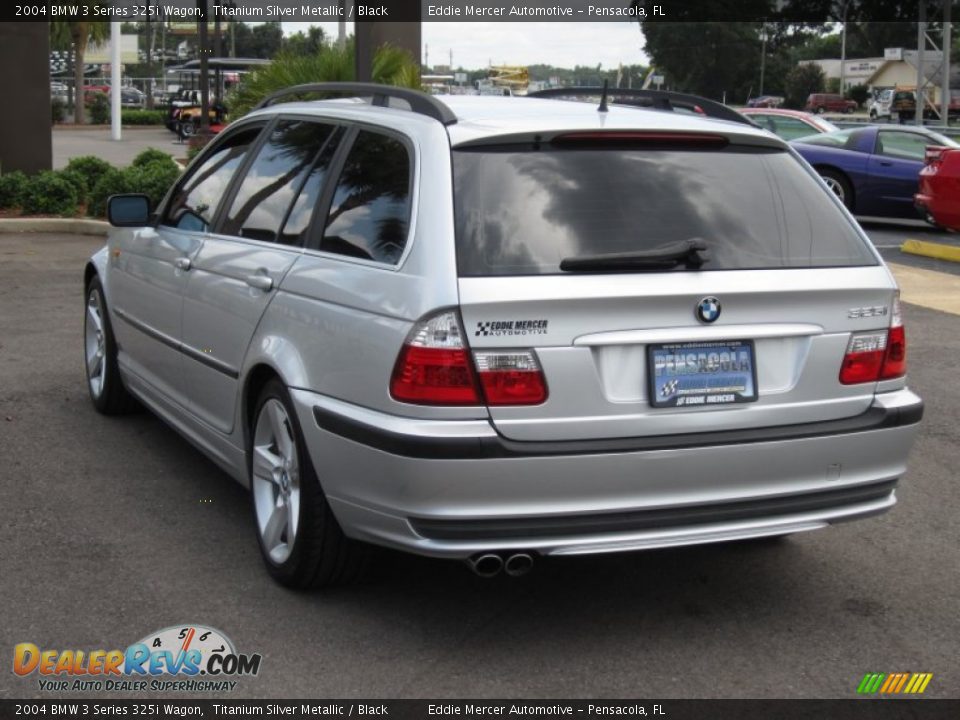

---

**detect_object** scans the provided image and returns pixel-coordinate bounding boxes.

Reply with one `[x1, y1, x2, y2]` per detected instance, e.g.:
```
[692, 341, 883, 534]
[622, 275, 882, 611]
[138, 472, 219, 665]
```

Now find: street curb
[901, 238, 960, 264]
[0, 218, 108, 236]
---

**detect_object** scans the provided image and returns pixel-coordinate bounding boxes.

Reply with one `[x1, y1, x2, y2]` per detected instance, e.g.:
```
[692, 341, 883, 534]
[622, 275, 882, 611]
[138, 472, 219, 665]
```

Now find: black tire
[179, 120, 195, 138]
[83, 277, 139, 415]
[817, 168, 854, 211]
[249, 378, 367, 589]
[815, 106, 825, 114]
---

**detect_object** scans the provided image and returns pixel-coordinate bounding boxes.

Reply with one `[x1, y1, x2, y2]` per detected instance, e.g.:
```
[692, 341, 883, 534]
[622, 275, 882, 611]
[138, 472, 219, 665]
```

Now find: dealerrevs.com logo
[13, 624, 261, 693]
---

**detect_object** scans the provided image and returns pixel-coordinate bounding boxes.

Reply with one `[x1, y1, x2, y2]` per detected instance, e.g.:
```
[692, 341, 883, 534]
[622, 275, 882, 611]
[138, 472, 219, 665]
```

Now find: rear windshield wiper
[560, 238, 710, 272]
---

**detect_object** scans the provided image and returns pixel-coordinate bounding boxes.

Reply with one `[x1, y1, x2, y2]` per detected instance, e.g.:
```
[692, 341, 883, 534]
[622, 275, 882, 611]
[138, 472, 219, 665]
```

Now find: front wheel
[250, 379, 367, 589]
[816, 106, 826, 114]
[84, 277, 138, 414]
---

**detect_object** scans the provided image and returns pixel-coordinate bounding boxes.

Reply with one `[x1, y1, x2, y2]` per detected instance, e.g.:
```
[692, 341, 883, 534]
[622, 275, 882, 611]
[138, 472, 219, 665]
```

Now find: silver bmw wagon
[84, 83, 923, 587]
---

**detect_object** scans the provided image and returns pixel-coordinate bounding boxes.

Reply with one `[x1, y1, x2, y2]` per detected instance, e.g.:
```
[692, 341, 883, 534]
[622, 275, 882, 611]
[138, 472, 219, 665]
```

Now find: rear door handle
[879, 160, 894, 166]
[245, 274, 273, 292]
[174, 257, 192, 271]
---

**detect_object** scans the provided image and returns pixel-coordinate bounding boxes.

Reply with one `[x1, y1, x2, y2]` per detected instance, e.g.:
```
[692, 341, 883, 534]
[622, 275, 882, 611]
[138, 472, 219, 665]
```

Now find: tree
[283, 25, 326, 56]
[227, 40, 420, 118]
[641, 21, 763, 102]
[51, 6, 110, 125]
[785, 62, 825, 109]
[233, 21, 282, 58]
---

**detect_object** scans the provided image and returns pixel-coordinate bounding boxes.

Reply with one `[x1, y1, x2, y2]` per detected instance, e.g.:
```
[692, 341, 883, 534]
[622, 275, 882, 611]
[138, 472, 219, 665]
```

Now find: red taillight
[390, 311, 548, 406]
[390, 311, 482, 405]
[474, 351, 548, 405]
[880, 325, 906, 379]
[839, 333, 887, 384]
[839, 293, 906, 384]
[925, 144, 947, 167]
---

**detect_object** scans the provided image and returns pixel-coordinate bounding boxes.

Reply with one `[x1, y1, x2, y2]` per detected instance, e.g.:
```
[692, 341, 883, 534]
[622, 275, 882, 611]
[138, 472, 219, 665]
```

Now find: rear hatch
[452, 132, 897, 442]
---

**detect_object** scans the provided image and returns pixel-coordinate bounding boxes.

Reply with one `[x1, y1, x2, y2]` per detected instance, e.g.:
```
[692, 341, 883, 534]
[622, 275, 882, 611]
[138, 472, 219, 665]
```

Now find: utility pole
[338, 0, 348, 50]
[916, 1, 926, 126]
[758, 23, 766, 97]
[197, 0, 210, 135]
[110, 21, 121, 141]
[839, 0, 850, 95]
[943, 0, 951, 127]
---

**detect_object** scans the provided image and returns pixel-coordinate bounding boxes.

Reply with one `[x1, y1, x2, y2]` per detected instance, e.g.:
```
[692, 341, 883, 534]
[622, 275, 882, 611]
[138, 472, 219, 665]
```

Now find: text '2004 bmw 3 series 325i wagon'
[84, 83, 923, 588]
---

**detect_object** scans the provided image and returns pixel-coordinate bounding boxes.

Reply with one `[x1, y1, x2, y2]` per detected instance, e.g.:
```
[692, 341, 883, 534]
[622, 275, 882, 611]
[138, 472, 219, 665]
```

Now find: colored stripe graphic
[858, 672, 933, 694]
[858, 673, 885, 694]
[904, 673, 933, 694]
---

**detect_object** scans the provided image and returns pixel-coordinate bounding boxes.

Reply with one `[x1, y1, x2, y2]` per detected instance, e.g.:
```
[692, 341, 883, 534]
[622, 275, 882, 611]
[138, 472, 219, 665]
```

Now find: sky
[281, 22, 650, 70]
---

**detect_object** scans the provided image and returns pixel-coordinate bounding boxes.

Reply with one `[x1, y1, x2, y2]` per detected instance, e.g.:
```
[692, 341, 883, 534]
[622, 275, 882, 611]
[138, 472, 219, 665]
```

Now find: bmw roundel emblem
[696, 297, 721, 324]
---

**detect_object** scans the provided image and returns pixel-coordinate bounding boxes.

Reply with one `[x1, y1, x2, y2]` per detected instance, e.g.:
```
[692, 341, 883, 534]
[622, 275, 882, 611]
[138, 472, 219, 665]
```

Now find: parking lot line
[888, 262, 960, 316]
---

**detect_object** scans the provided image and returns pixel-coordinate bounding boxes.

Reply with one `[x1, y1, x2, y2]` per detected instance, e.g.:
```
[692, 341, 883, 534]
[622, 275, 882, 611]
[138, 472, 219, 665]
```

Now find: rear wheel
[250, 379, 367, 589]
[817, 168, 854, 211]
[84, 277, 138, 414]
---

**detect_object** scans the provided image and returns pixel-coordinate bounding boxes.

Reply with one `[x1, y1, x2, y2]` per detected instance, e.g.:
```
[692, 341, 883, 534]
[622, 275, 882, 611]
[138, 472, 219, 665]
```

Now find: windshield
[452, 143, 876, 276]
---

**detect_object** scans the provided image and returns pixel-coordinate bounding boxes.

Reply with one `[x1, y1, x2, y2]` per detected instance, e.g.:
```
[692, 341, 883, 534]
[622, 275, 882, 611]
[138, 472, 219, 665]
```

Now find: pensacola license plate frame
[647, 339, 759, 408]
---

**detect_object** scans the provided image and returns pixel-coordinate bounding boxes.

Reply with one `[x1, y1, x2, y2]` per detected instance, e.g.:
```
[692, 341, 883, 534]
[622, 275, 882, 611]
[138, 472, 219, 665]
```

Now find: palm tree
[51, 6, 110, 124]
[227, 40, 421, 118]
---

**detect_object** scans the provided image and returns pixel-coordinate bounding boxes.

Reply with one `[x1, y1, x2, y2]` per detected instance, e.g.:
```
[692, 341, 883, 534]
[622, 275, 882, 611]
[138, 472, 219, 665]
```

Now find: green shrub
[131, 147, 177, 169]
[57, 168, 89, 205]
[0, 170, 28, 209]
[88, 167, 130, 218]
[66, 156, 113, 194]
[90, 92, 110, 124]
[121, 109, 167, 125]
[20, 171, 79, 216]
[123, 161, 180, 209]
[52, 98, 67, 124]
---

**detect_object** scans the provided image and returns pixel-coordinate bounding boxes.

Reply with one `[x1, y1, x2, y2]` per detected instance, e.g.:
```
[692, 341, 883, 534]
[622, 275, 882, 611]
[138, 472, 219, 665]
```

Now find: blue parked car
[791, 125, 959, 218]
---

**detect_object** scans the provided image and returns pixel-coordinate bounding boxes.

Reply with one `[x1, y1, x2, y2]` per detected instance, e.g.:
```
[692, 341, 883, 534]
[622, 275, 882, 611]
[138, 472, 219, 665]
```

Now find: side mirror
[107, 194, 151, 227]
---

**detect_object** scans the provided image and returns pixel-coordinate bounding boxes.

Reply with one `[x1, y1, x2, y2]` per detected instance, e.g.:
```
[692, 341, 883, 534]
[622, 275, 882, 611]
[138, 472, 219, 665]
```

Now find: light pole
[759, 23, 767, 97]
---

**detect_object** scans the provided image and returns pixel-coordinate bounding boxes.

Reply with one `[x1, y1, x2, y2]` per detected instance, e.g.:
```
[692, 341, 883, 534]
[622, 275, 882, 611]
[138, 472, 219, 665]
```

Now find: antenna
[598, 79, 609, 113]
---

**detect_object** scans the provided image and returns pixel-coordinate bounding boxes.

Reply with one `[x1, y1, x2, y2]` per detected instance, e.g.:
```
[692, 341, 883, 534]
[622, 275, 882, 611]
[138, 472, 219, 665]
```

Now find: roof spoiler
[253, 82, 458, 126]
[526, 87, 757, 128]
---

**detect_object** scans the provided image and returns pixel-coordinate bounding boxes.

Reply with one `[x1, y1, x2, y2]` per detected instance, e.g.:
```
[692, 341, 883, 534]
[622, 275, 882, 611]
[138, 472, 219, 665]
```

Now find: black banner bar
[1, 700, 959, 720]
[0, 0, 946, 23]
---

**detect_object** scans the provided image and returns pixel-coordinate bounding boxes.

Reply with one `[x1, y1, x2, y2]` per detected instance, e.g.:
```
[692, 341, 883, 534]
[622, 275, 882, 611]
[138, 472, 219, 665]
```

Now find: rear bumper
[915, 186, 960, 230]
[291, 388, 923, 559]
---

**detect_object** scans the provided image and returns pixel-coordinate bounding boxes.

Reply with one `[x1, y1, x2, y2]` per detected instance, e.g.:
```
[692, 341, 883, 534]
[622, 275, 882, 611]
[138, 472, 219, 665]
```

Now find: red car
[805, 93, 858, 114]
[915, 145, 960, 230]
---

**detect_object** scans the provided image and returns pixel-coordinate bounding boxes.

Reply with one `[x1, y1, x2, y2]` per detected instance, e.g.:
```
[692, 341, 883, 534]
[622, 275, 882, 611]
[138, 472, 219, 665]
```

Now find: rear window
[452, 144, 876, 276]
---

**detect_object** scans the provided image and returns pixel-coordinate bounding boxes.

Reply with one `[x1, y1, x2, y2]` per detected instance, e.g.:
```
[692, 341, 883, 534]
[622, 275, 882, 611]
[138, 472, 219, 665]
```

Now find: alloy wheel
[84, 289, 106, 398]
[252, 399, 301, 565]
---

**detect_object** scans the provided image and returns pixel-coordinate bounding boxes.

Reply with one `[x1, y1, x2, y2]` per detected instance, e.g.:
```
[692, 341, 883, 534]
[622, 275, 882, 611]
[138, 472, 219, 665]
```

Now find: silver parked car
[84, 83, 923, 588]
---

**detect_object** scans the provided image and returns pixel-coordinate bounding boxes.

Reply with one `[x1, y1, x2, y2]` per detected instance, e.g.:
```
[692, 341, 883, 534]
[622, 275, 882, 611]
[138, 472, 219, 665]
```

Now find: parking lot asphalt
[0, 231, 957, 700]
[52, 126, 187, 169]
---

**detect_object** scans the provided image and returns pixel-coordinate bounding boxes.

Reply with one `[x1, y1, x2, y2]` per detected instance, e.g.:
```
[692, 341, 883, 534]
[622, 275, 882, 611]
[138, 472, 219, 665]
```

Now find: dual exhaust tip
[468, 552, 534, 578]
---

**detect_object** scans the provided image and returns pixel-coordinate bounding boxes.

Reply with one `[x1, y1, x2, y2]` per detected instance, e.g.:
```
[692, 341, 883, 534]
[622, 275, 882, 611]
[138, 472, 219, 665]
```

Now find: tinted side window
[321, 130, 412, 264]
[161, 125, 263, 232]
[220, 120, 335, 244]
[279, 126, 345, 246]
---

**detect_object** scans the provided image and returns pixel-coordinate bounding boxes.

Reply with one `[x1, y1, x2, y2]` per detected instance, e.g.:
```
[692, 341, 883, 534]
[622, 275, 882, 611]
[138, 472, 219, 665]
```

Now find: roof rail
[253, 82, 458, 125]
[526, 87, 755, 128]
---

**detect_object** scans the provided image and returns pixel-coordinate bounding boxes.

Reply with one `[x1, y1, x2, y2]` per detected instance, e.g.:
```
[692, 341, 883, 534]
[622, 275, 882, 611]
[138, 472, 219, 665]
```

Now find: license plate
[648, 340, 758, 408]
